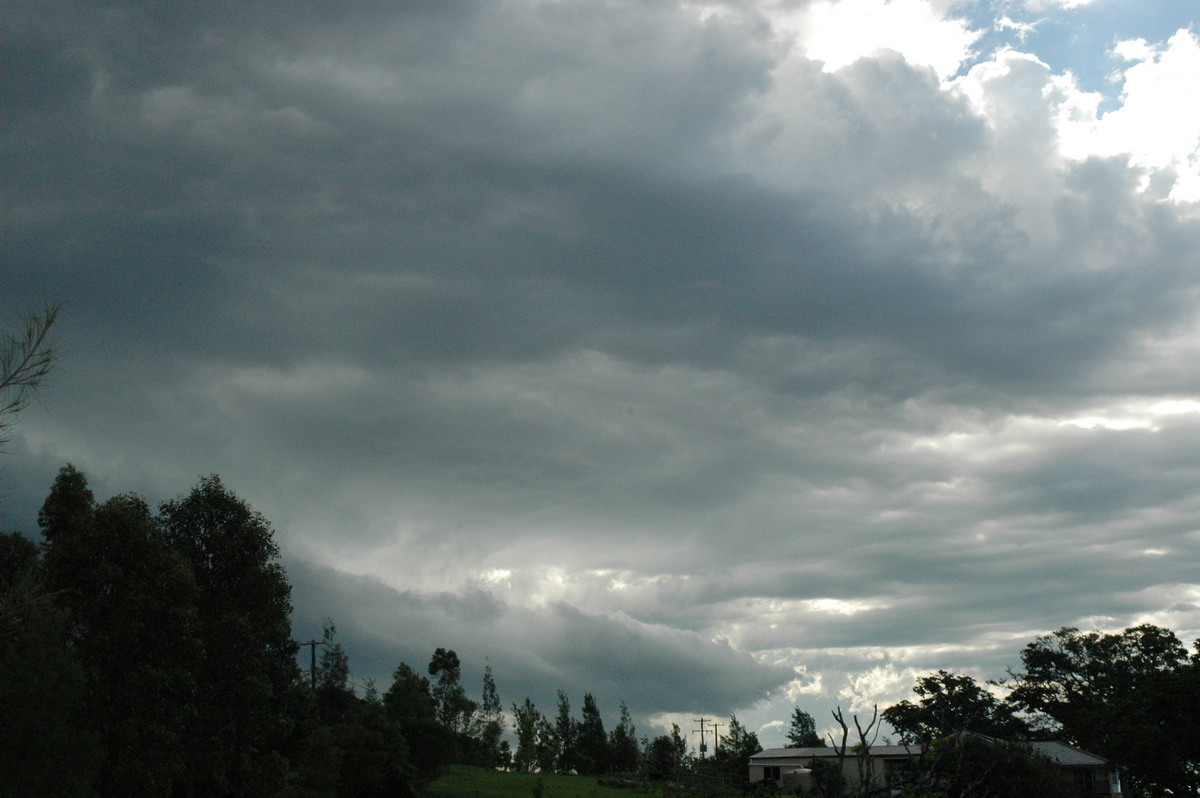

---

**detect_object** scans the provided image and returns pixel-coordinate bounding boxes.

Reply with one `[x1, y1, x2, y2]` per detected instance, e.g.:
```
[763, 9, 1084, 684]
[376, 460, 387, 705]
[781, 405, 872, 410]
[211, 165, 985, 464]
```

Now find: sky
[4, 0, 1200, 749]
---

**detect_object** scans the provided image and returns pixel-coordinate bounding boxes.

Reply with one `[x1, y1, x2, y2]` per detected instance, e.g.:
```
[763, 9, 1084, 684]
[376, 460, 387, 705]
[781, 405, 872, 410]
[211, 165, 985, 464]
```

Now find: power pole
[711, 722, 723, 753]
[693, 717, 710, 759]
[299, 639, 324, 691]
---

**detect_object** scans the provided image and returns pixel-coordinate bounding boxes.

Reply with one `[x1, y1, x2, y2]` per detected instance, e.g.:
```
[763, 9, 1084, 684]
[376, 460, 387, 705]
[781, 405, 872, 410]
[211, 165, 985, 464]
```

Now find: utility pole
[711, 722, 723, 753]
[299, 639, 324, 691]
[693, 717, 710, 759]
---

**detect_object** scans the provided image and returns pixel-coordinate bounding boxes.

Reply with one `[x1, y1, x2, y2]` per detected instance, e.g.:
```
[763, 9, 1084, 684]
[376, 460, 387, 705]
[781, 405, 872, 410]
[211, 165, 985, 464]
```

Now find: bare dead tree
[829, 705, 887, 798]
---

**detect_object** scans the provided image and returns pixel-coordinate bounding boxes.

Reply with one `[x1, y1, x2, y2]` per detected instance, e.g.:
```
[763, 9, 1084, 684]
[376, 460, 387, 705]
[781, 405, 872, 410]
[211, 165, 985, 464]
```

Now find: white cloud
[775, 0, 980, 78]
[838, 662, 923, 712]
[995, 15, 1038, 39]
[1023, 0, 1096, 10]
[1055, 30, 1200, 201]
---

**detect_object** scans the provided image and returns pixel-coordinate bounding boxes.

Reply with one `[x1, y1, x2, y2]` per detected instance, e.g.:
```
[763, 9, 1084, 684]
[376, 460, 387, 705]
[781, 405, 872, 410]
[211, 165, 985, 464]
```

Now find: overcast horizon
[5, 0, 1200, 747]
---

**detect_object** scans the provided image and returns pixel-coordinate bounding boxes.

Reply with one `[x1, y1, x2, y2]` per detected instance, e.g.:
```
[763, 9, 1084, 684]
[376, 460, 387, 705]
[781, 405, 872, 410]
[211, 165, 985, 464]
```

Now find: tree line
[2, 464, 768, 797]
[776, 625, 1200, 797]
[872, 623, 1200, 798]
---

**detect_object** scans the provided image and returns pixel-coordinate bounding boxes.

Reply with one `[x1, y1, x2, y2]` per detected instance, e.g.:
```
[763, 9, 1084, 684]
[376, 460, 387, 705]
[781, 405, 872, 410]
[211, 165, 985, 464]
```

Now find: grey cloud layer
[5, 0, 1200, 737]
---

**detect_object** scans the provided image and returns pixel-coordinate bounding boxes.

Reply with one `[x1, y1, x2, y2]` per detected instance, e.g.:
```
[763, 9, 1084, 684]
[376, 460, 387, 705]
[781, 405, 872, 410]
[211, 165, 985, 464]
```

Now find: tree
[608, 701, 640, 773]
[894, 733, 1076, 798]
[0, 531, 98, 798]
[512, 698, 542, 773]
[313, 620, 356, 724]
[330, 699, 417, 798]
[576, 692, 610, 774]
[824, 705, 884, 798]
[710, 714, 761, 787]
[88, 493, 201, 797]
[290, 627, 418, 798]
[882, 670, 1027, 745]
[39, 468, 200, 798]
[786, 706, 825, 747]
[37, 463, 95, 619]
[553, 688, 577, 774]
[645, 724, 688, 781]
[1005, 624, 1197, 797]
[0, 303, 58, 452]
[383, 661, 452, 782]
[535, 712, 559, 773]
[158, 475, 301, 797]
[472, 662, 507, 768]
[428, 647, 477, 737]
[0, 530, 47, 644]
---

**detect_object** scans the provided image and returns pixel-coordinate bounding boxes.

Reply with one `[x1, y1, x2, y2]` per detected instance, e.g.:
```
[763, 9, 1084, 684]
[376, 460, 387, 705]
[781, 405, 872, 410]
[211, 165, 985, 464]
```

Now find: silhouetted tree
[786, 706, 825, 747]
[39, 469, 200, 798]
[383, 661, 452, 783]
[710, 714, 760, 786]
[553, 689, 577, 774]
[1006, 624, 1197, 797]
[428, 647, 477, 737]
[0, 531, 97, 797]
[645, 724, 688, 781]
[159, 475, 300, 797]
[576, 692, 609, 774]
[472, 662, 507, 768]
[894, 733, 1076, 798]
[883, 670, 1027, 745]
[608, 701, 639, 773]
[512, 698, 542, 773]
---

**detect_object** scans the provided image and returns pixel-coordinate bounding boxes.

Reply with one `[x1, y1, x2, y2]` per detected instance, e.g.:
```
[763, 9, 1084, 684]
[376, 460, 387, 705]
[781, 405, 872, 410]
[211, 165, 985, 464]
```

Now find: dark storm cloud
[5, 0, 1200, 741]
[287, 558, 794, 726]
[8, 0, 1194, 398]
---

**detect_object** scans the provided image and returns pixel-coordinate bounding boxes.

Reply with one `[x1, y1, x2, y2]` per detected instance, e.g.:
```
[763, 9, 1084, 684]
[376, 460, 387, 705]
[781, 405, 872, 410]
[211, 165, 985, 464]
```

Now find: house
[1027, 741, 1122, 797]
[749, 737, 1121, 796]
[749, 745, 920, 794]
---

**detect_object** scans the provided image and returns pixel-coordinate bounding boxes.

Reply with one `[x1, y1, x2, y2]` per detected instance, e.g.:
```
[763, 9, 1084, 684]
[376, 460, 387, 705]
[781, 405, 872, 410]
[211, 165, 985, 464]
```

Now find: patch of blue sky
[956, 0, 1196, 112]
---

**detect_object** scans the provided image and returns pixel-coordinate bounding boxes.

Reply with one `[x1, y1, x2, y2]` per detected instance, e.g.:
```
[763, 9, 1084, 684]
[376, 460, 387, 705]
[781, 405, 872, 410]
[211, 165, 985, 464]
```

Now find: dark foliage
[786, 706, 825, 748]
[882, 670, 1028, 745]
[893, 734, 1077, 798]
[1005, 624, 1199, 797]
[577, 692, 611, 774]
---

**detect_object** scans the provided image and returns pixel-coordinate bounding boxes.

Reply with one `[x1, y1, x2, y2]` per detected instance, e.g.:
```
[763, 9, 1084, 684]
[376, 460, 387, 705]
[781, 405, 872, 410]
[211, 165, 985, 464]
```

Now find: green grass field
[424, 766, 657, 798]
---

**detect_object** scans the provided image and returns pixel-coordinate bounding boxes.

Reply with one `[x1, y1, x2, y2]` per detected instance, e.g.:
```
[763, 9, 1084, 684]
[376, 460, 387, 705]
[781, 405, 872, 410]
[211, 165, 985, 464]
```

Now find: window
[763, 766, 782, 782]
[1073, 768, 1109, 795]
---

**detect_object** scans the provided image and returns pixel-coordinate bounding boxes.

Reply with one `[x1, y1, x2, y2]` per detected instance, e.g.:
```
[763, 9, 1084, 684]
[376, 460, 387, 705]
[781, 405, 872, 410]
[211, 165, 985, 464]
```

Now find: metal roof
[1027, 741, 1109, 768]
[752, 745, 922, 760]
[752, 739, 1107, 769]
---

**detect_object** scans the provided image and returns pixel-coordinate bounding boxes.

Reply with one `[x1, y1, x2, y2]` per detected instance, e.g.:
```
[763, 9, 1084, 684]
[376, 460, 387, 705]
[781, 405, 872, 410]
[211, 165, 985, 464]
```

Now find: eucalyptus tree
[39, 467, 198, 797]
[158, 475, 300, 797]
